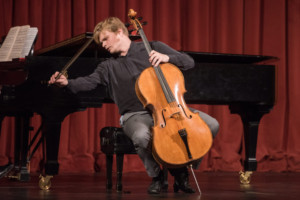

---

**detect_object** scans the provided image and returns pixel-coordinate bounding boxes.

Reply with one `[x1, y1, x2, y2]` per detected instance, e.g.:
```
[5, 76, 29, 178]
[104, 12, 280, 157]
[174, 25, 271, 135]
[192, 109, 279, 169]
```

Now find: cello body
[135, 63, 213, 168]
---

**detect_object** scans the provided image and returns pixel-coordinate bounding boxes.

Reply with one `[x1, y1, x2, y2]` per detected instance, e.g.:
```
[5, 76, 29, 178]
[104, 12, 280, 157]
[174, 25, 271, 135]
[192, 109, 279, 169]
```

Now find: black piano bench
[100, 126, 168, 192]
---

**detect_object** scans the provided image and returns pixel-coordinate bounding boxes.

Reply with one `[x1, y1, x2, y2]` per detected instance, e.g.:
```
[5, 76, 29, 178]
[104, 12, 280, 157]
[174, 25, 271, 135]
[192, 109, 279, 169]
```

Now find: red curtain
[0, 0, 299, 173]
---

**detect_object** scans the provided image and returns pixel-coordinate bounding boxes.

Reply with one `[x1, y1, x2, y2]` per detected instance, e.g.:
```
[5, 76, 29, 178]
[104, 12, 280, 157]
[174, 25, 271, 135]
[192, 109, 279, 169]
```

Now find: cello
[128, 9, 212, 171]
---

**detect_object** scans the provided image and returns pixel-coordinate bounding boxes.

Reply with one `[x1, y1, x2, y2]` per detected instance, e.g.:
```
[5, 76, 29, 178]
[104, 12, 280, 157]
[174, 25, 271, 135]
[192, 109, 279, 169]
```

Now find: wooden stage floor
[0, 171, 299, 200]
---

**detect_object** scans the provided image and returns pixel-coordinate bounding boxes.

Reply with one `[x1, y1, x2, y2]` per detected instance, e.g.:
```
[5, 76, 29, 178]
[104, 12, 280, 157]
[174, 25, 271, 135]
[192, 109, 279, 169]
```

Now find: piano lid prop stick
[54, 37, 94, 81]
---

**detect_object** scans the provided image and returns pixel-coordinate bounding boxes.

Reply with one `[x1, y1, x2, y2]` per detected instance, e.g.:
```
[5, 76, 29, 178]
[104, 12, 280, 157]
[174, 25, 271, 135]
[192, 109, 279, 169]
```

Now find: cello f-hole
[178, 104, 192, 119]
[161, 109, 166, 128]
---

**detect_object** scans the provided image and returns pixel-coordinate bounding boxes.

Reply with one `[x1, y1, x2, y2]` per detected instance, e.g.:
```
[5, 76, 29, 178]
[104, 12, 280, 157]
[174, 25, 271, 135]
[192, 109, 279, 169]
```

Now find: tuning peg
[130, 30, 138, 36]
[128, 29, 135, 34]
[125, 23, 130, 27]
[142, 21, 147, 26]
[138, 17, 143, 21]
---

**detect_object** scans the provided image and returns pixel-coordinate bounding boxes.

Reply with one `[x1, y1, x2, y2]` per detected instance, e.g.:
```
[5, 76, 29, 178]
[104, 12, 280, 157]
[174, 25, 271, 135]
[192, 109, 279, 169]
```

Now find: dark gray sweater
[67, 41, 194, 115]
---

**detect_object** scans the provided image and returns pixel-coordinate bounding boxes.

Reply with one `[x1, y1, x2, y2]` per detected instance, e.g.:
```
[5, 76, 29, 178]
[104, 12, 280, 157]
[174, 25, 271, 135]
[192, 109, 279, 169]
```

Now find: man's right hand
[48, 71, 68, 87]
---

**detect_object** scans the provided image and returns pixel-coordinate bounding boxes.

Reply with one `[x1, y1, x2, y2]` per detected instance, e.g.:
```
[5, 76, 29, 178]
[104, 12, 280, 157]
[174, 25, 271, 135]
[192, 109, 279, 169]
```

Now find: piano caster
[6, 166, 30, 181]
[7, 173, 20, 180]
[7, 172, 29, 182]
[239, 170, 253, 184]
[39, 175, 53, 190]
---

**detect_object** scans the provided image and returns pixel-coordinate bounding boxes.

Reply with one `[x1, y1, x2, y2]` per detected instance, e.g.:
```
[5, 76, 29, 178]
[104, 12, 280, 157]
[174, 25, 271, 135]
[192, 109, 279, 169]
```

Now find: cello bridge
[169, 112, 181, 119]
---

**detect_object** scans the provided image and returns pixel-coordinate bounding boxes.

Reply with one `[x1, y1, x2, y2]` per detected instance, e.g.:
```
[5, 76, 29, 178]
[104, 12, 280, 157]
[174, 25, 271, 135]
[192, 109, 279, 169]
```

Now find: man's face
[99, 30, 121, 54]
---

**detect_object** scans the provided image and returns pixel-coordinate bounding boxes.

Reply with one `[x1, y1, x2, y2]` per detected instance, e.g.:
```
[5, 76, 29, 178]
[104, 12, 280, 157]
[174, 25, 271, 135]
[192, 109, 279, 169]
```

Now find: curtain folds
[0, 0, 299, 173]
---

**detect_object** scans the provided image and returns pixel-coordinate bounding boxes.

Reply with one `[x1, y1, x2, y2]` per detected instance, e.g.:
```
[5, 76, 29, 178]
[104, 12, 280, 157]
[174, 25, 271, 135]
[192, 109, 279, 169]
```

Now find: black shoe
[148, 171, 163, 194]
[173, 171, 195, 193]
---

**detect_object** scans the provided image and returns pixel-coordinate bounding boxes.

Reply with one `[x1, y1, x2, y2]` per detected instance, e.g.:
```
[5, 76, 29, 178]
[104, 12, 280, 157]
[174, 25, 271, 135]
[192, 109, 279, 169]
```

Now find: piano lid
[185, 51, 278, 64]
[34, 32, 141, 58]
[34, 32, 278, 64]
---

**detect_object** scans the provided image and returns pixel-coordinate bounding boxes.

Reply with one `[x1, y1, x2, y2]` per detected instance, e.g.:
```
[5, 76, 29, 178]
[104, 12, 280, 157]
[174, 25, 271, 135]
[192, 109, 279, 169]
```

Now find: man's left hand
[149, 50, 169, 67]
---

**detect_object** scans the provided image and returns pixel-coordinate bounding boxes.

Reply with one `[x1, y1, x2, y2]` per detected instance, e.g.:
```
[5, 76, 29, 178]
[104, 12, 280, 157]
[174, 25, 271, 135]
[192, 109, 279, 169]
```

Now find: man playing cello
[49, 16, 219, 194]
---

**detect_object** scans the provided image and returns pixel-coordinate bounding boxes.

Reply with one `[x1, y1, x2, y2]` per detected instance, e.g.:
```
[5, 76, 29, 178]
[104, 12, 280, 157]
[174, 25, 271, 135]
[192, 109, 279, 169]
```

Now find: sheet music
[0, 25, 37, 62]
[8, 25, 30, 60]
[21, 27, 38, 58]
[0, 26, 20, 61]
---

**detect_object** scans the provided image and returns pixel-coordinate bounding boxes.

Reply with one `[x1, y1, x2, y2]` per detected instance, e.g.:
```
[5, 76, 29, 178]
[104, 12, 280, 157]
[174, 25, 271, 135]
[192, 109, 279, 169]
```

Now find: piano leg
[14, 117, 21, 172]
[243, 118, 260, 172]
[42, 118, 61, 175]
[41, 109, 77, 175]
[14, 116, 30, 181]
[229, 105, 272, 184]
[36, 115, 63, 190]
[15, 113, 32, 181]
[0, 112, 33, 181]
[0, 115, 14, 179]
[37, 107, 82, 190]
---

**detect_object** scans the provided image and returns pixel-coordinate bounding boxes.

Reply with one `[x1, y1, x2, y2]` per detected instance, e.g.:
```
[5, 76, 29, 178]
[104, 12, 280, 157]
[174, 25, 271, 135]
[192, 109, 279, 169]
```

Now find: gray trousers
[121, 108, 219, 177]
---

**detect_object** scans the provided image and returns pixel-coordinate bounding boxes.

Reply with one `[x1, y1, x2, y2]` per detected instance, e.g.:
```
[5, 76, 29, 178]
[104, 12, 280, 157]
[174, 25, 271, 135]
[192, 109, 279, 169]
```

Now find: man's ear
[116, 28, 123, 37]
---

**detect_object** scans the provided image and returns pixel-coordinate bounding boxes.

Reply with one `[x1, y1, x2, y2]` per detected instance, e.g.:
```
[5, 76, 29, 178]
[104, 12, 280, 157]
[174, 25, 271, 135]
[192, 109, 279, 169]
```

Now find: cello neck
[138, 28, 152, 55]
[139, 27, 176, 103]
[137, 26, 176, 103]
[128, 9, 176, 103]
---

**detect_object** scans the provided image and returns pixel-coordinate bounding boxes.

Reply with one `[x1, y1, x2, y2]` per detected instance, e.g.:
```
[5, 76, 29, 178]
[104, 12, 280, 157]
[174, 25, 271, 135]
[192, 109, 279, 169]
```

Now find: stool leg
[116, 154, 124, 192]
[106, 155, 113, 190]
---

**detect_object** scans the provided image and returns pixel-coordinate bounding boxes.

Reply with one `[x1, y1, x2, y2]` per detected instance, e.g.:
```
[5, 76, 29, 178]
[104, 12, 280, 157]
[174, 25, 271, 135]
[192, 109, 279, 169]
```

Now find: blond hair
[93, 17, 129, 45]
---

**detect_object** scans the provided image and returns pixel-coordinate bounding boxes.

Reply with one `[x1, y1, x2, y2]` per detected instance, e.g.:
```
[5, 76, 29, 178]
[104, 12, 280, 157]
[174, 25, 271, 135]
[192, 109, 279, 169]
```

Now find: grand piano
[0, 32, 276, 185]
